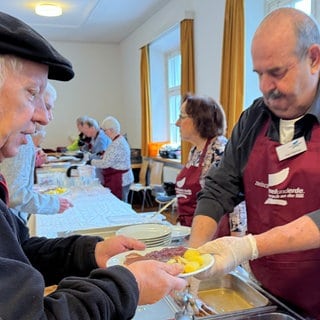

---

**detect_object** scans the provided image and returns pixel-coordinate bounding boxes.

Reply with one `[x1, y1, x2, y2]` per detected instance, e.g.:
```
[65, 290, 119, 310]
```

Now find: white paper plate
[107, 247, 214, 278]
[116, 223, 171, 240]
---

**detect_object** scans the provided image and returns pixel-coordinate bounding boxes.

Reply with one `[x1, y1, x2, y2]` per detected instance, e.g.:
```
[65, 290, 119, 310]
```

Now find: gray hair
[0, 58, 57, 104]
[262, 8, 320, 59]
[45, 81, 57, 101]
[0, 55, 23, 87]
[84, 117, 100, 130]
[76, 116, 89, 126]
[101, 116, 121, 134]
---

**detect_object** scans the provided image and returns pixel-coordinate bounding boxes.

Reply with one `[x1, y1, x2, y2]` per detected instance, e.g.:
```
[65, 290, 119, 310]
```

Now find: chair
[129, 160, 152, 211]
[155, 168, 179, 214]
[148, 161, 164, 188]
[155, 193, 177, 214]
[155, 181, 176, 214]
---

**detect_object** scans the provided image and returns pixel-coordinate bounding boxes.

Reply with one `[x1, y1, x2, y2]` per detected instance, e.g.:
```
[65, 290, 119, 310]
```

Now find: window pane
[265, 0, 312, 15]
[294, 0, 311, 14]
[169, 95, 181, 144]
[168, 54, 181, 88]
[167, 51, 181, 144]
[148, 25, 181, 150]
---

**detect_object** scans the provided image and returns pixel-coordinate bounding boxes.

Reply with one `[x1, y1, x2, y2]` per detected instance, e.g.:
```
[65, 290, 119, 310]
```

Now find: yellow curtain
[220, 0, 244, 138]
[140, 45, 152, 157]
[180, 18, 195, 165]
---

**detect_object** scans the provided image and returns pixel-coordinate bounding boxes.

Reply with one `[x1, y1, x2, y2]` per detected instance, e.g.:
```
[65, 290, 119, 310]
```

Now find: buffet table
[33, 161, 304, 320]
[31, 160, 166, 238]
[31, 184, 166, 238]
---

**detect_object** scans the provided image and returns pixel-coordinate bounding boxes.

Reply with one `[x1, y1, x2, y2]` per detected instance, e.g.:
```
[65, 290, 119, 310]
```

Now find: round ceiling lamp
[35, 3, 63, 17]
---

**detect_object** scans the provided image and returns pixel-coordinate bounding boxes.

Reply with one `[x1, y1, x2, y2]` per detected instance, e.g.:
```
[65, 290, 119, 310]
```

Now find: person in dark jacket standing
[190, 8, 320, 319]
[0, 11, 186, 320]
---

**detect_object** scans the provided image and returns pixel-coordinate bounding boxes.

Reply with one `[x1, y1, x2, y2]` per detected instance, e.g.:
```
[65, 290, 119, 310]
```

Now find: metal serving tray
[240, 313, 297, 320]
[192, 273, 273, 319]
[132, 273, 273, 320]
[133, 296, 179, 320]
[197, 273, 269, 313]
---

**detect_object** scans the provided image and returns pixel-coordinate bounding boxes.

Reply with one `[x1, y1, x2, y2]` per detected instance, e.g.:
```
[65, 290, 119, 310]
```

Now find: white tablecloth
[32, 185, 164, 238]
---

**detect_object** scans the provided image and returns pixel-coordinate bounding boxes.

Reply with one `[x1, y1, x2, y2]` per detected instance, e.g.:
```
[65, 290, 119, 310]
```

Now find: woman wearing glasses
[175, 94, 228, 227]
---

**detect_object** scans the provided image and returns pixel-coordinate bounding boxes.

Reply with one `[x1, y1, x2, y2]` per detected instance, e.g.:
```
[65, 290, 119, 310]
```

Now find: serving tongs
[173, 289, 194, 320]
[173, 288, 217, 319]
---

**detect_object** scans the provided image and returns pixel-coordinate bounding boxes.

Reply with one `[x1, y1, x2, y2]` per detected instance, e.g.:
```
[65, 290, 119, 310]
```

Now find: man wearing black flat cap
[0, 11, 186, 320]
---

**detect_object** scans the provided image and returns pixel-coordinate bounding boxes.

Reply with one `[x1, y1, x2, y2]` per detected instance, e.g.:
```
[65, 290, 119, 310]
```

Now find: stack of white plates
[116, 223, 172, 247]
[170, 225, 191, 241]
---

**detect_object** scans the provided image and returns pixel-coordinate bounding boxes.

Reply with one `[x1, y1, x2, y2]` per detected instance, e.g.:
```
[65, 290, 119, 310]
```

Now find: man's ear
[308, 44, 320, 73]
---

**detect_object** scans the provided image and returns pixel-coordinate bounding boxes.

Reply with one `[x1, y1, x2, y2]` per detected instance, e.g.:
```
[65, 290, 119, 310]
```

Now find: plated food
[42, 187, 68, 195]
[107, 246, 214, 277]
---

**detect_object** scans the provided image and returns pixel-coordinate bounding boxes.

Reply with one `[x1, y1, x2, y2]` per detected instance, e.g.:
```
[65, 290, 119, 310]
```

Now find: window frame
[166, 49, 181, 145]
[148, 24, 180, 145]
[265, 0, 318, 19]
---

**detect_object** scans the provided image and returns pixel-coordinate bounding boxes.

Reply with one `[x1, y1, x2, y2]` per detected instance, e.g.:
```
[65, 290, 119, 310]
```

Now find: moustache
[265, 89, 282, 100]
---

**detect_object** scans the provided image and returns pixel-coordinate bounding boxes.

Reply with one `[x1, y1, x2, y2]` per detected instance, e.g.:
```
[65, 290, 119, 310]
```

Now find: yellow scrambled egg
[167, 248, 204, 273]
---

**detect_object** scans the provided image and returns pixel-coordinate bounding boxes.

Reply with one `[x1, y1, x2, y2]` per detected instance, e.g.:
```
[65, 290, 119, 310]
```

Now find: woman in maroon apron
[90, 116, 133, 202]
[175, 94, 227, 226]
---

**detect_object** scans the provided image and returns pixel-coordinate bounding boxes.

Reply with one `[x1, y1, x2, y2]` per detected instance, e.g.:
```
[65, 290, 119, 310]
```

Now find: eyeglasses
[178, 113, 189, 120]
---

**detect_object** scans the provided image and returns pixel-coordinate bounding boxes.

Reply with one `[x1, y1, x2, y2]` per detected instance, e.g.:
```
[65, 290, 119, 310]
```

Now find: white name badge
[276, 136, 307, 161]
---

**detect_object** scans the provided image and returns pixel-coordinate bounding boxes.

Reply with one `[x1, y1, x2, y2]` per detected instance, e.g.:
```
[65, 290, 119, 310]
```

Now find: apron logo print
[254, 167, 305, 206]
[176, 177, 186, 188]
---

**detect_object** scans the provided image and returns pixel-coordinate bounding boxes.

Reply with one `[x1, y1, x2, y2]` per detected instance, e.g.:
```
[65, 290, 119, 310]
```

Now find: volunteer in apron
[189, 8, 320, 319]
[90, 116, 133, 202]
[175, 94, 227, 226]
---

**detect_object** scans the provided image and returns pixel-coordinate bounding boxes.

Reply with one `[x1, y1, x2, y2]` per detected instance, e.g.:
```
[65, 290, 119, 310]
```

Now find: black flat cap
[0, 11, 74, 81]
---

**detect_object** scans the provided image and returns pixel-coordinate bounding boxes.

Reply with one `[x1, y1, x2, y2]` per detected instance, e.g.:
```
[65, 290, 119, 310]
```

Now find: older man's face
[0, 59, 49, 161]
[82, 124, 96, 138]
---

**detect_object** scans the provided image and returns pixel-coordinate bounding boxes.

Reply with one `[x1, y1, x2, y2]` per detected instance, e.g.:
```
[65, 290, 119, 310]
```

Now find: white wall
[43, 0, 264, 150]
[44, 42, 123, 148]
[42, 0, 227, 149]
[120, 0, 226, 148]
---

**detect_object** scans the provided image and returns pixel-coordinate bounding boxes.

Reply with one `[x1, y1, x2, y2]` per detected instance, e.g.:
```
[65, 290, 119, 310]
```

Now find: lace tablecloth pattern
[35, 185, 145, 238]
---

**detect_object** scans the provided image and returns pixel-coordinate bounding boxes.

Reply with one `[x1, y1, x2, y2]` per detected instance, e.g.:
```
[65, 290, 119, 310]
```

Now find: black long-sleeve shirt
[195, 96, 320, 228]
[0, 198, 139, 320]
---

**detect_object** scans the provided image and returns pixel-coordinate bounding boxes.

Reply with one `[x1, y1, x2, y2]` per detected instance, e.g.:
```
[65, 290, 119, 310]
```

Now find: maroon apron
[101, 168, 128, 200]
[175, 139, 210, 226]
[243, 120, 320, 319]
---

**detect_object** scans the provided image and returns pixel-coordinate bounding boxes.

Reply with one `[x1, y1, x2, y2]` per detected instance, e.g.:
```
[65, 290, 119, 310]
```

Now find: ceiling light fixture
[35, 3, 63, 17]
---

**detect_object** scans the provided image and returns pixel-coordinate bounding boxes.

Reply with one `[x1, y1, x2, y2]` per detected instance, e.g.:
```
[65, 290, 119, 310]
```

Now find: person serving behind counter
[191, 8, 320, 319]
[0, 11, 186, 320]
[88, 116, 134, 202]
[174, 94, 227, 227]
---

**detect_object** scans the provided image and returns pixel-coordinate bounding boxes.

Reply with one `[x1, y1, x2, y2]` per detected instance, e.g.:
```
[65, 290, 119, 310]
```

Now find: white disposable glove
[196, 234, 259, 279]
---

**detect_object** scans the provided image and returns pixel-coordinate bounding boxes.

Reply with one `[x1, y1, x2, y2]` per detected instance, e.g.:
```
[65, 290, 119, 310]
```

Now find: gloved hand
[195, 234, 259, 279]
